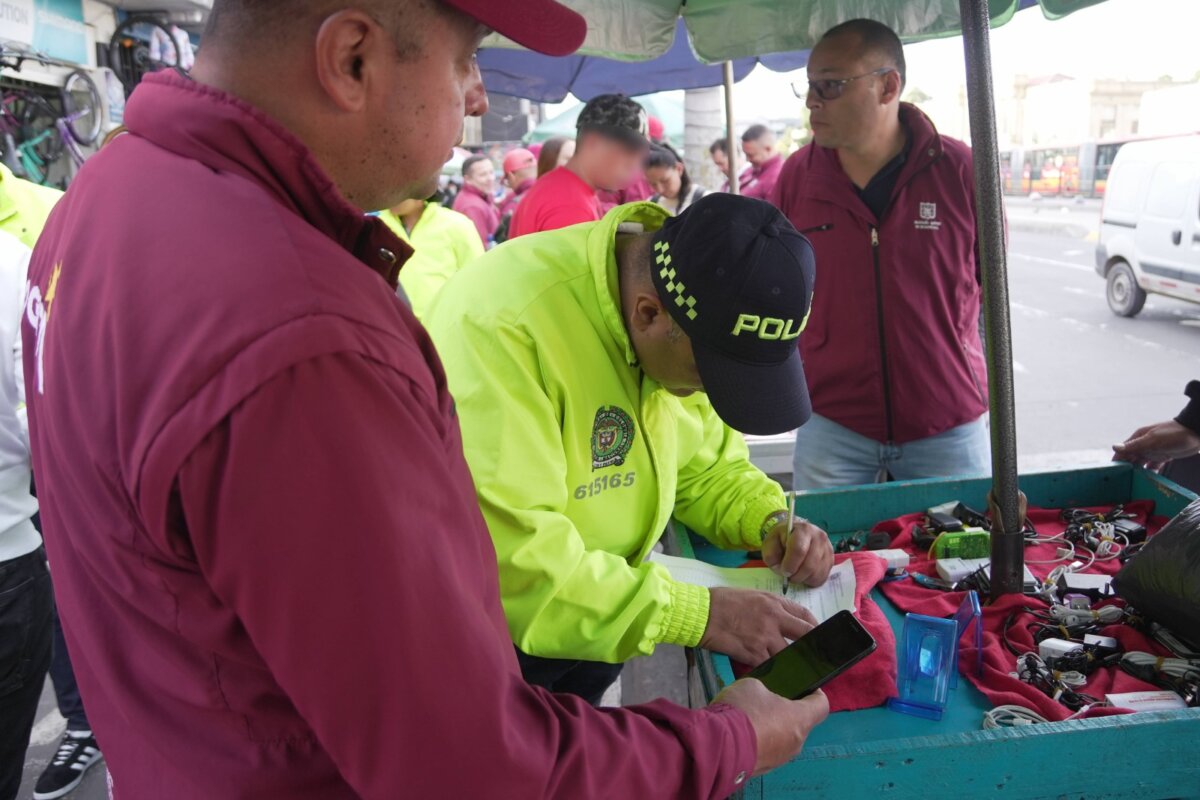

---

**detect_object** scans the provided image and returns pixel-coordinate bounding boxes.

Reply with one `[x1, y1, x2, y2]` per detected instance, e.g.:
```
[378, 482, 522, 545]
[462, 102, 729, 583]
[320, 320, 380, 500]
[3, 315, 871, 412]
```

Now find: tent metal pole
[723, 61, 739, 194]
[958, 0, 1022, 598]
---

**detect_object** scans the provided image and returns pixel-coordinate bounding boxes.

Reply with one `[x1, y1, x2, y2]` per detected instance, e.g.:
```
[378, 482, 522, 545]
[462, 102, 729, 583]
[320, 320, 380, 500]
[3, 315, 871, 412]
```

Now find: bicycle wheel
[61, 69, 102, 146]
[108, 17, 182, 97]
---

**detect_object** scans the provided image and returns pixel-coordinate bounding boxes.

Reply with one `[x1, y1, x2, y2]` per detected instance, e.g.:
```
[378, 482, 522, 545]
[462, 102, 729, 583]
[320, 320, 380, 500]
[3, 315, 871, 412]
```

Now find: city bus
[1001, 138, 1132, 198]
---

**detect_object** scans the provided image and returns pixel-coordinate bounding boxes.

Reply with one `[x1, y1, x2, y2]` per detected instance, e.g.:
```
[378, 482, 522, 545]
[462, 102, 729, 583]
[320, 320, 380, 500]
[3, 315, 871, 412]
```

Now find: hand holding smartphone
[745, 610, 876, 700]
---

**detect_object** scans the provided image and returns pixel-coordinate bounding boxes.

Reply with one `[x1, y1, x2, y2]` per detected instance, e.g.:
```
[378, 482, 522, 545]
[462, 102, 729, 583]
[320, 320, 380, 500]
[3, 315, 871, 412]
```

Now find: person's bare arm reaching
[1113, 380, 1200, 469]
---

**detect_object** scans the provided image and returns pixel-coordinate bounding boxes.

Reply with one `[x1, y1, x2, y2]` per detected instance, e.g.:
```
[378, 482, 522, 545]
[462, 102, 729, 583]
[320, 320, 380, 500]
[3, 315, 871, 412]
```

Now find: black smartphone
[745, 610, 877, 700]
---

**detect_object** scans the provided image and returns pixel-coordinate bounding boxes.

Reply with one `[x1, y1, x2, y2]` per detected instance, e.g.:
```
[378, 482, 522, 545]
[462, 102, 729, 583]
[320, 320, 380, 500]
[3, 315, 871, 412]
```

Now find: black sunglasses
[792, 68, 895, 101]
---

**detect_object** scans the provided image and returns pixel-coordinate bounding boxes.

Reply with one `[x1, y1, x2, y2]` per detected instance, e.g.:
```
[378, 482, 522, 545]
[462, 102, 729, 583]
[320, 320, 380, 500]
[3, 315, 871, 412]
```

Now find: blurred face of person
[557, 138, 576, 166]
[464, 159, 496, 196]
[741, 137, 772, 167]
[646, 163, 684, 200]
[804, 33, 901, 152]
[585, 133, 648, 193]
[710, 147, 729, 174]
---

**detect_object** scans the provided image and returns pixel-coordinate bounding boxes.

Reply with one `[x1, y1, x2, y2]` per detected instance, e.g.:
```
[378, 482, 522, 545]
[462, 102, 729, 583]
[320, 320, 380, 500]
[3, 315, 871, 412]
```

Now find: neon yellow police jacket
[378, 202, 484, 319]
[426, 202, 788, 663]
[0, 164, 61, 249]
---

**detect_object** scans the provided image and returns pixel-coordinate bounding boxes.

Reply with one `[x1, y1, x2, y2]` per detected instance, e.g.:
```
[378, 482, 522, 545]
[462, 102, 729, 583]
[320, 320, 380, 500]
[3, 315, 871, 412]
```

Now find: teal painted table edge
[672, 464, 1200, 800]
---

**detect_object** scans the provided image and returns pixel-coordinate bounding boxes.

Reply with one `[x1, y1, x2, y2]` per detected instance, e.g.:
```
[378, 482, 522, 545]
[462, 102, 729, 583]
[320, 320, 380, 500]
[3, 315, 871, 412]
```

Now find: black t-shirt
[856, 132, 911, 220]
[1177, 380, 1200, 435]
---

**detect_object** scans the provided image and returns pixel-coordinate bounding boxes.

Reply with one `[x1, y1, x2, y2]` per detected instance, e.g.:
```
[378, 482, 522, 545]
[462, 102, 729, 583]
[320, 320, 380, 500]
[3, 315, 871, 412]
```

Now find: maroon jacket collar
[799, 103, 944, 219]
[124, 72, 411, 285]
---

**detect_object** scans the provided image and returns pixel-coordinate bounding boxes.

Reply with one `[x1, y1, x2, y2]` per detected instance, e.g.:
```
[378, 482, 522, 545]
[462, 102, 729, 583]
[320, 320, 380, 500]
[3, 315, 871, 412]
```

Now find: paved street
[15, 198, 1200, 800]
[1005, 196, 1200, 470]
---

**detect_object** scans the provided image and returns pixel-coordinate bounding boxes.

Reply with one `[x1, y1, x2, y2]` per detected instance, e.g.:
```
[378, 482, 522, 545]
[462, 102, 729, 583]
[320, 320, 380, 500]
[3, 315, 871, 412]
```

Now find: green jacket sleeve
[438, 316, 709, 663]
[671, 395, 787, 551]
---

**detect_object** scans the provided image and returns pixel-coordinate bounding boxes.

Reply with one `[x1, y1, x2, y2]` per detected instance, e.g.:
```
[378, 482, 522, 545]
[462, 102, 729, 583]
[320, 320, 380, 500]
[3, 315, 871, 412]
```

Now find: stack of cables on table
[1002, 603, 1130, 712]
[1119, 651, 1200, 707]
[1023, 507, 1140, 601]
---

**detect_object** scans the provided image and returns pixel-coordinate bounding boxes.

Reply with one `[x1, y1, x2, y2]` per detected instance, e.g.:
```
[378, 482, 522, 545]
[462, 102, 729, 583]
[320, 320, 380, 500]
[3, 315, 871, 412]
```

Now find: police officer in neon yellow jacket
[378, 197, 484, 319]
[427, 194, 833, 703]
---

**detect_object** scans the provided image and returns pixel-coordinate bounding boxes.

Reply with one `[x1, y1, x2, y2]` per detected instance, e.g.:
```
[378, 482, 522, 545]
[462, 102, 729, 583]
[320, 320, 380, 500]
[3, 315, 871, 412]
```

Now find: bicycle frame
[17, 108, 88, 185]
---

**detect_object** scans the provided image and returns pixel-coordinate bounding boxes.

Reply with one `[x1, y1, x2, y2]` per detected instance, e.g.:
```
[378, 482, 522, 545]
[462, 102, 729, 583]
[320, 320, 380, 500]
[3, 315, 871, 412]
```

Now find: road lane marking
[1009, 252, 1093, 273]
[1010, 301, 1050, 318]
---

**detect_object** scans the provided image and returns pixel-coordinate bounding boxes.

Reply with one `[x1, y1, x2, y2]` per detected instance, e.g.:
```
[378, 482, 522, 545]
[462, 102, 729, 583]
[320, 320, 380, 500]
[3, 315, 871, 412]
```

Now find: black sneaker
[33, 730, 104, 800]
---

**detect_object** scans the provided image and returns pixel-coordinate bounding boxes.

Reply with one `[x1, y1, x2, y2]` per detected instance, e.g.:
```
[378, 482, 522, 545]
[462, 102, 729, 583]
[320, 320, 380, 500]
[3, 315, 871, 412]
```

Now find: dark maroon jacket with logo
[22, 72, 754, 800]
[772, 103, 989, 444]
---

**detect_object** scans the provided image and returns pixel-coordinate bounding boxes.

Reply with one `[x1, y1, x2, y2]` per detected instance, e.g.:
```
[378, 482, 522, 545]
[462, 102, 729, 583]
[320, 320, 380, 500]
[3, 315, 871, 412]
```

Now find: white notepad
[648, 553, 857, 623]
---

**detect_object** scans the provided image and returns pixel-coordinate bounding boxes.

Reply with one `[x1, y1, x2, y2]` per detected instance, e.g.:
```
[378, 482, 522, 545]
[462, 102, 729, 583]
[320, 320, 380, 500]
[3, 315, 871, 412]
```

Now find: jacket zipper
[870, 227, 895, 443]
[799, 223, 834, 235]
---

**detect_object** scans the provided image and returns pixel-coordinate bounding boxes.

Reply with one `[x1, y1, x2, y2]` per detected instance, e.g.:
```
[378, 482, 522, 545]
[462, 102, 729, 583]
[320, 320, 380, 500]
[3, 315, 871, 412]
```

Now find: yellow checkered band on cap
[655, 240, 698, 321]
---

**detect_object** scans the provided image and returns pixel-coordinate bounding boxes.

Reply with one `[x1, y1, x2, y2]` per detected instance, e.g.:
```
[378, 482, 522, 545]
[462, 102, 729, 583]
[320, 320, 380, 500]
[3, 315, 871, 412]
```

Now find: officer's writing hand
[700, 588, 817, 667]
[1113, 420, 1200, 470]
[761, 519, 834, 588]
[712, 679, 829, 776]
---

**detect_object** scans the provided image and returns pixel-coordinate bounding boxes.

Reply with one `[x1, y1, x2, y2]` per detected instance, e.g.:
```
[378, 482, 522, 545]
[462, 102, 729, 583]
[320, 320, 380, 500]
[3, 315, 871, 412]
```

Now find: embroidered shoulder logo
[591, 405, 636, 469]
[914, 201, 942, 231]
[25, 263, 62, 395]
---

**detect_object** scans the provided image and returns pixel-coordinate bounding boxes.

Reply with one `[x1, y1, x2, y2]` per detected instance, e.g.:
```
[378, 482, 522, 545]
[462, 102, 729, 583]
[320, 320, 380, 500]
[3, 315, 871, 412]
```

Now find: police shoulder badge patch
[591, 405, 636, 469]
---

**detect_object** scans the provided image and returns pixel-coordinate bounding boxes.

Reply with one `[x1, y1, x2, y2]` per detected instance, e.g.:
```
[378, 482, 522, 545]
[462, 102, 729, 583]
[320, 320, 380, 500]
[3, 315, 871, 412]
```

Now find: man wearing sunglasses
[773, 18, 991, 489]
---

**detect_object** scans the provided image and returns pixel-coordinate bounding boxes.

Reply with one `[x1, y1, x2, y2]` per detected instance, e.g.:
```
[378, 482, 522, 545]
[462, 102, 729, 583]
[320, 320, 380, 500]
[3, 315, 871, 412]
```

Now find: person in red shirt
[771, 19, 990, 489]
[452, 153, 500, 245]
[740, 124, 784, 201]
[510, 93, 649, 237]
[21, 1, 827, 798]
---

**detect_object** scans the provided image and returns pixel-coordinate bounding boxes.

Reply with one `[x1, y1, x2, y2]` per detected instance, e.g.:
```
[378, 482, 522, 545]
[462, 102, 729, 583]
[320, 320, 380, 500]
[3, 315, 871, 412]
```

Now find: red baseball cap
[502, 148, 536, 174]
[441, 0, 588, 57]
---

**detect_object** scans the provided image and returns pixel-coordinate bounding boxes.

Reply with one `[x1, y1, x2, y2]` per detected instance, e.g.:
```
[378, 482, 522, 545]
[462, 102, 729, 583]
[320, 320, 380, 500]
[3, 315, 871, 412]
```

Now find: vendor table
[671, 464, 1200, 800]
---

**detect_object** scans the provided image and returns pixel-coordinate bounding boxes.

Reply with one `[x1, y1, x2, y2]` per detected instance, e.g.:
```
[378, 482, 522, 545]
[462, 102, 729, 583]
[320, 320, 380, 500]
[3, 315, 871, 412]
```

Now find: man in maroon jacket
[22, 1, 828, 798]
[740, 124, 784, 201]
[772, 18, 991, 488]
[453, 153, 500, 246]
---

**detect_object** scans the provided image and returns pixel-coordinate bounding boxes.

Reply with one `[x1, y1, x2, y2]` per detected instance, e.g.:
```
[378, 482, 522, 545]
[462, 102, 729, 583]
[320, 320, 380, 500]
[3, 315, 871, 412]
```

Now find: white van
[1095, 134, 1200, 316]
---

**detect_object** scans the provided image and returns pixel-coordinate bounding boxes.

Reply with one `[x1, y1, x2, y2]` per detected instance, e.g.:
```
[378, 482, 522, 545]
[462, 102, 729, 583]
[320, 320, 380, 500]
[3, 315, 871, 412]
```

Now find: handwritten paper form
[648, 553, 857, 623]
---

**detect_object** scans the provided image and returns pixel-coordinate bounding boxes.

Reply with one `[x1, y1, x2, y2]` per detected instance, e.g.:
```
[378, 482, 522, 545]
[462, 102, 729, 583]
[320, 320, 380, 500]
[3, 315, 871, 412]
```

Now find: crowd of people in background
[404, 91, 798, 320]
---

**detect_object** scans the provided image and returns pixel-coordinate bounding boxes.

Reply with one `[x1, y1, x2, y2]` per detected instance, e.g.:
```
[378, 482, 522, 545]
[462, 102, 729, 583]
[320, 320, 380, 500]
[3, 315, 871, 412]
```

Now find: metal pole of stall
[958, 0, 1023, 598]
[723, 61, 740, 195]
